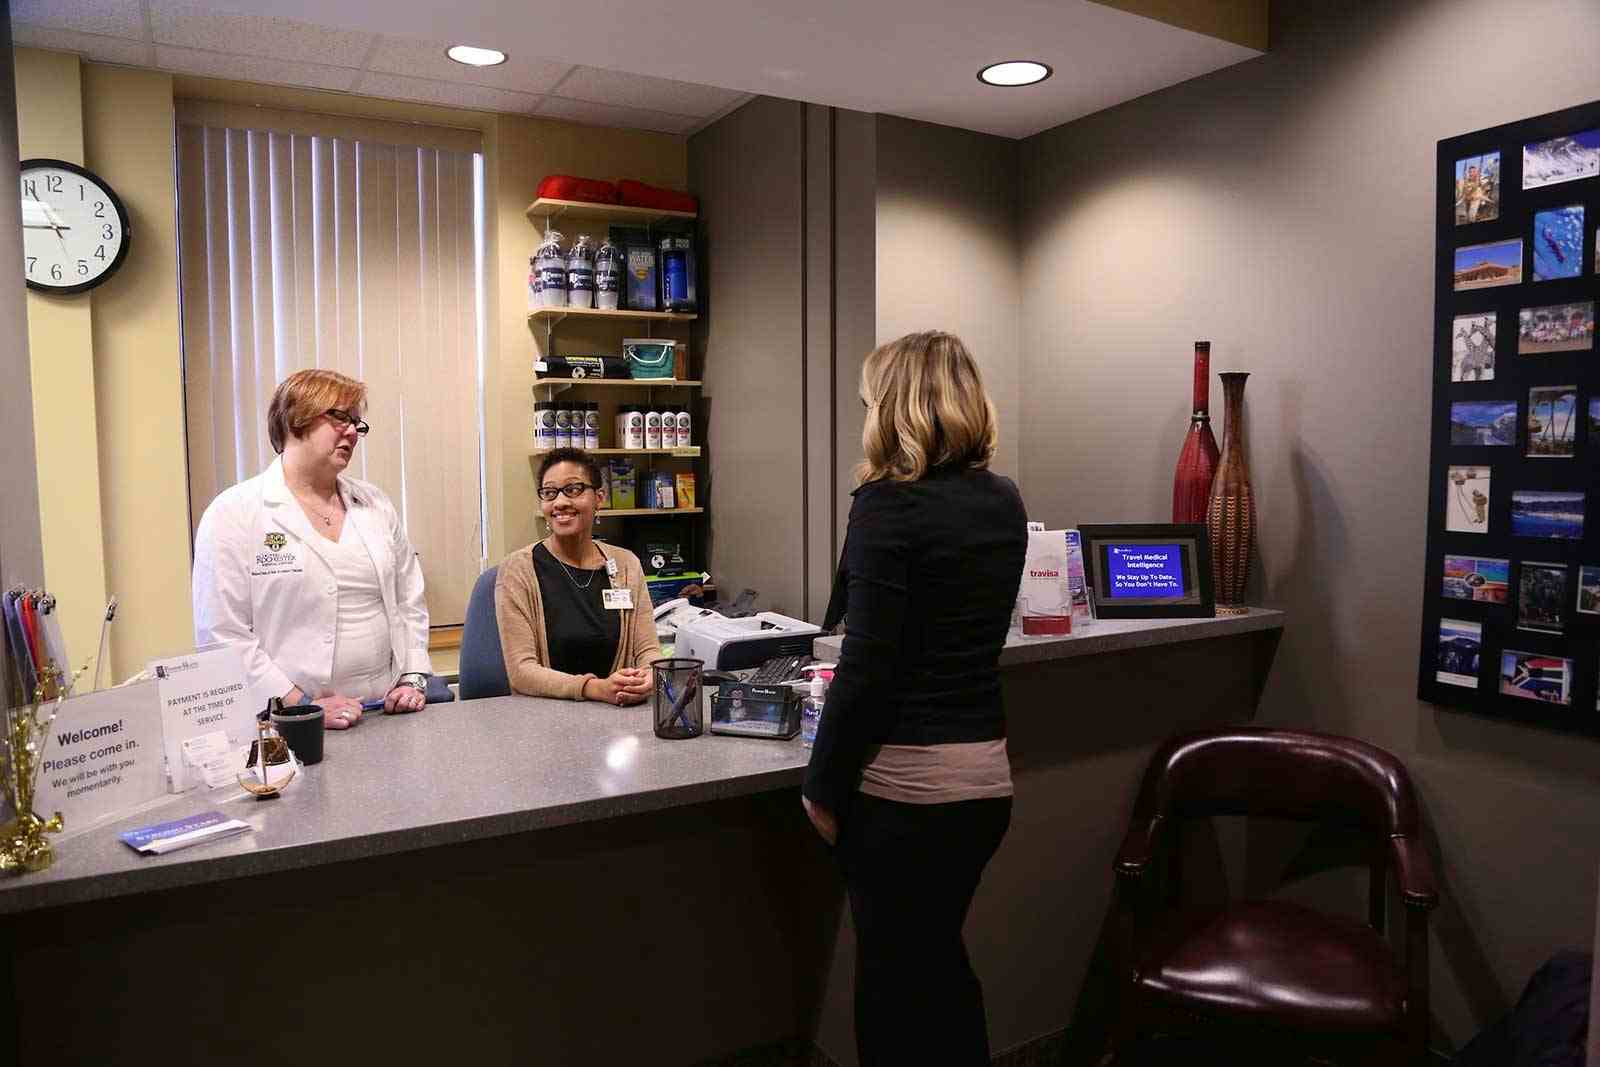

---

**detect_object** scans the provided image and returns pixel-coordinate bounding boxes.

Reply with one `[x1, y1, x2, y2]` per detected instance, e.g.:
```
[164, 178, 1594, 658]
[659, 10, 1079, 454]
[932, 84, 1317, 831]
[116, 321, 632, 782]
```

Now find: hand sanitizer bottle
[801, 675, 827, 747]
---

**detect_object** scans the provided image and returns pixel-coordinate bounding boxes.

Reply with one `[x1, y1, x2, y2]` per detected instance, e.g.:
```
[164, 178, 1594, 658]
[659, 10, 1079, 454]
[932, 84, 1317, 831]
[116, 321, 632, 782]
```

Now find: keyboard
[747, 654, 814, 685]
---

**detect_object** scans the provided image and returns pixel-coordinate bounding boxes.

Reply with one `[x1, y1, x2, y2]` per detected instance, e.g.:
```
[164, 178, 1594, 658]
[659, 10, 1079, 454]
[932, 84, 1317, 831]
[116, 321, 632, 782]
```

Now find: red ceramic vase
[1172, 341, 1220, 523]
[1206, 372, 1255, 615]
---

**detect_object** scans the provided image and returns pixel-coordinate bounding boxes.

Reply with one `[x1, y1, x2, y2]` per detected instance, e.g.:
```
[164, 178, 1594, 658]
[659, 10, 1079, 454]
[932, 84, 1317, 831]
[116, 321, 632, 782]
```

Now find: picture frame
[1422, 98, 1600, 736]
[1076, 523, 1215, 619]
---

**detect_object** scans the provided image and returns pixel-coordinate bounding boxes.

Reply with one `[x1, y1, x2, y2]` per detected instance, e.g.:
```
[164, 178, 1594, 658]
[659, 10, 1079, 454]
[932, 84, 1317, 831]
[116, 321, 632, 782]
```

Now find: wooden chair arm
[1390, 835, 1439, 909]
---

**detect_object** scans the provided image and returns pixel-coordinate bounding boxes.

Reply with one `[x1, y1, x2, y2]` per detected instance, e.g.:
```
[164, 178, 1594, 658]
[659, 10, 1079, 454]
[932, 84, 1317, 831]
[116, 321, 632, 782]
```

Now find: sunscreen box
[608, 460, 637, 510]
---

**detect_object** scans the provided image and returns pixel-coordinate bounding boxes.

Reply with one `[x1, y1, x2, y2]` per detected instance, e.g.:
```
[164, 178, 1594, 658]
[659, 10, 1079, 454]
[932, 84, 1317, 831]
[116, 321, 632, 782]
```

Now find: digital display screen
[1104, 543, 1187, 599]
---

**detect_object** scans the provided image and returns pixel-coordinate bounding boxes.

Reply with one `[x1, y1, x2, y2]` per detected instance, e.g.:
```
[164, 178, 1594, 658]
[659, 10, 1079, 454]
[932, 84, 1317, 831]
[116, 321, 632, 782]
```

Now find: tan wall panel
[15, 47, 109, 677]
[492, 114, 688, 561]
[83, 64, 192, 679]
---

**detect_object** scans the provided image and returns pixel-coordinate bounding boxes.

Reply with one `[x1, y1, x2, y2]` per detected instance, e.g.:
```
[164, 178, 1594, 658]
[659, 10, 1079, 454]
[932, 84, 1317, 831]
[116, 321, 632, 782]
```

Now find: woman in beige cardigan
[495, 449, 660, 704]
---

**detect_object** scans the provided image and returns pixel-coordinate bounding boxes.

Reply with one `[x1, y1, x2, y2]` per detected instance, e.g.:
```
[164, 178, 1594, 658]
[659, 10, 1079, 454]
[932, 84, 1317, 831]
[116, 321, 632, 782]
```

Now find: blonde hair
[857, 331, 998, 484]
[267, 369, 367, 453]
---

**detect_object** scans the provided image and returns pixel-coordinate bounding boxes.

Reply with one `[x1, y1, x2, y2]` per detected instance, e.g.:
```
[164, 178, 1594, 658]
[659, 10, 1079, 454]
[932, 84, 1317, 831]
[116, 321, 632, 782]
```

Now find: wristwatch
[397, 673, 428, 693]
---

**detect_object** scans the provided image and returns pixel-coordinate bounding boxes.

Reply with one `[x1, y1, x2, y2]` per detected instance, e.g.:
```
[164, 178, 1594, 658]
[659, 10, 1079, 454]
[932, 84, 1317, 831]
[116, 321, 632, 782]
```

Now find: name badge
[603, 588, 634, 611]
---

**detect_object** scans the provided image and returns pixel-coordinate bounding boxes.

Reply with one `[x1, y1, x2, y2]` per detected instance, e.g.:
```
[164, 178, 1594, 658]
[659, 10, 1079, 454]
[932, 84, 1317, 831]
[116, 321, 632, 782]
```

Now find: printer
[673, 611, 822, 671]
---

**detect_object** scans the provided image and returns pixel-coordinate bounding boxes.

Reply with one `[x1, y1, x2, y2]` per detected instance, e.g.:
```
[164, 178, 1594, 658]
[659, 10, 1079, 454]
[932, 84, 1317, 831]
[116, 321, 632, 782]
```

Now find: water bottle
[534, 231, 567, 308]
[567, 233, 596, 309]
[595, 238, 622, 311]
[659, 235, 697, 312]
[801, 676, 827, 747]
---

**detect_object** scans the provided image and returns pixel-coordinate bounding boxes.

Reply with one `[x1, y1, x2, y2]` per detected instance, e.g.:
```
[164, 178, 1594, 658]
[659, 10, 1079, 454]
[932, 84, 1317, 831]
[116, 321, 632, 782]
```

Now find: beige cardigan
[494, 541, 661, 699]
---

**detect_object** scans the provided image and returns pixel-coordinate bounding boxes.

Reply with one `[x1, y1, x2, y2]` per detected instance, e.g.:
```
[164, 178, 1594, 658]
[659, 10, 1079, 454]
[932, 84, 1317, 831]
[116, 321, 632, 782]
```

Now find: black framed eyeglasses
[537, 482, 597, 502]
[325, 408, 370, 436]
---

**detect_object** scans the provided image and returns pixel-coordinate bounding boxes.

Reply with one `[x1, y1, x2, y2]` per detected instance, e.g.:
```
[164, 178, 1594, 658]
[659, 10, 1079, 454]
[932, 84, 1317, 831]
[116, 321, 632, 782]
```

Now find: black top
[804, 466, 1028, 815]
[532, 542, 621, 678]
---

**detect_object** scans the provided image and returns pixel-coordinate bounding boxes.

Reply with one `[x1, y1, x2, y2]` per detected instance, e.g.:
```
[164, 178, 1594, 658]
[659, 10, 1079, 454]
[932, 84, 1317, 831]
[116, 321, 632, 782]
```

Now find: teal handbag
[623, 338, 677, 380]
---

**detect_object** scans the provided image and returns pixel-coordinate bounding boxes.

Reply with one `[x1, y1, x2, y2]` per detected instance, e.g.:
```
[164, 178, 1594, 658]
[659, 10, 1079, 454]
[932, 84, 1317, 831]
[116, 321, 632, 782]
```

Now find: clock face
[19, 158, 131, 294]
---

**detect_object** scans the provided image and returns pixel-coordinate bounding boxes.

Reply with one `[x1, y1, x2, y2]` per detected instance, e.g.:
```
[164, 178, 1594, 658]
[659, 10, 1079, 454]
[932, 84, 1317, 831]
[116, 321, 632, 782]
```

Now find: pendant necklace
[548, 539, 599, 590]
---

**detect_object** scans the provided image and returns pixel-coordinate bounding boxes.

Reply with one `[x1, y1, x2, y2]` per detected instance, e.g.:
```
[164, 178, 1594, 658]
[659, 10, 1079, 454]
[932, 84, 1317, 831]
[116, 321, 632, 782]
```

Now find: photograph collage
[1431, 111, 1600, 724]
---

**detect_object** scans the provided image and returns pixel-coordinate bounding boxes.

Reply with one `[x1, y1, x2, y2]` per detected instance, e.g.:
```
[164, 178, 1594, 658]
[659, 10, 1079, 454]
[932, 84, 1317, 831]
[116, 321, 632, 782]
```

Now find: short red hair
[267, 369, 367, 453]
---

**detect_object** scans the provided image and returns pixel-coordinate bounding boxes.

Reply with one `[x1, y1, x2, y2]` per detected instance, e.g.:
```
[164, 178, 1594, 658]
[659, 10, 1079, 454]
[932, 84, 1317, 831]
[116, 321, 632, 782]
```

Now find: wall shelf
[534, 378, 701, 388]
[525, 198, 697, 227]
[595, 507, 704, 518]
[527, 307, 696, 327]
[532, 447, 700, 458]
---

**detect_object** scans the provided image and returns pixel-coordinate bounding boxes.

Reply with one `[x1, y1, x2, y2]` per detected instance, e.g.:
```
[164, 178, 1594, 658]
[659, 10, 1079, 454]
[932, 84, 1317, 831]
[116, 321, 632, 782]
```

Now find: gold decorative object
[238, 716, 296, 799]
[1, 664, 85, 874]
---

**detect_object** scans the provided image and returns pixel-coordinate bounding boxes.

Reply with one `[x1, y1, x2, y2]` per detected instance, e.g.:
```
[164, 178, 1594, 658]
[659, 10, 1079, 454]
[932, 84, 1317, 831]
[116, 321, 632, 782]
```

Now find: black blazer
[804, 465, 1027, 815]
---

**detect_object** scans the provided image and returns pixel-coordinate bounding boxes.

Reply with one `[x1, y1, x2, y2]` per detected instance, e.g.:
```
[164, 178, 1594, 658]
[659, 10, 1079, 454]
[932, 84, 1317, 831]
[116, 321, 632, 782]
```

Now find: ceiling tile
[149, 1, 375, 67]
[10, 0, 145, 39]
[352, 73, 543, 115]
[365, 35, 571, 95]
[536, 96, 699, 136]
[154, 45, 362, 93]
[10, 25, 155, 67]
[554, 66, 746, 118]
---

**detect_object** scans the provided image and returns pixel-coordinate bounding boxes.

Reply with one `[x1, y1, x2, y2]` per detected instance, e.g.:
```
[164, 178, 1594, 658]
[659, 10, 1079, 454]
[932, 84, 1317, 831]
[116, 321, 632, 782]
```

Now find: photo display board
[1421, 100, 1600, 732]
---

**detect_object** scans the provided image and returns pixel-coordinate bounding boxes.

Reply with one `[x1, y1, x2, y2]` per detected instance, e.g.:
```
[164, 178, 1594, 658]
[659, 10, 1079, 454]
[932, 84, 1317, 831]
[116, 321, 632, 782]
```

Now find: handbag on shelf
[623, 338, 677, 380]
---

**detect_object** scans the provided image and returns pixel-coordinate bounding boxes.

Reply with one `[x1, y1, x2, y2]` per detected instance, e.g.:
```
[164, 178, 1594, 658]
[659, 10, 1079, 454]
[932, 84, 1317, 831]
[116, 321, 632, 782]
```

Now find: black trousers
[835, 791, 1013, 1066]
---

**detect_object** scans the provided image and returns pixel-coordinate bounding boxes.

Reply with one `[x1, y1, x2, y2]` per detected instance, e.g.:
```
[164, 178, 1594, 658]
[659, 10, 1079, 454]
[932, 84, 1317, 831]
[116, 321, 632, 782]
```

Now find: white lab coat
[192, 457, 432, 701]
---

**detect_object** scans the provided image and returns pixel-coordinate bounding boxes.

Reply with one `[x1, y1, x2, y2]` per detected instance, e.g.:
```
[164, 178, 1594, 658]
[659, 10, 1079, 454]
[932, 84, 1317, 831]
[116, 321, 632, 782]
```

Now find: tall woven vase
[1206, 372, 1255, 615]
[1171, 341, 1220, 523]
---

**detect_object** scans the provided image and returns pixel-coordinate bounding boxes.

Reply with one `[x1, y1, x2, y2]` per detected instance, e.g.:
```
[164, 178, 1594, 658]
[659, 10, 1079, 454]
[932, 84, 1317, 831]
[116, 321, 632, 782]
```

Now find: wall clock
[19, 157, 132, 295]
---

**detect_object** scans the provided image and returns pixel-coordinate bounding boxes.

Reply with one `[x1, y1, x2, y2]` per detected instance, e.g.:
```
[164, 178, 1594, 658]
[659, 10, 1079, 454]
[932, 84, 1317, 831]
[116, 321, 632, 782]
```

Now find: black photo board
[1420, 100, 1600, 734]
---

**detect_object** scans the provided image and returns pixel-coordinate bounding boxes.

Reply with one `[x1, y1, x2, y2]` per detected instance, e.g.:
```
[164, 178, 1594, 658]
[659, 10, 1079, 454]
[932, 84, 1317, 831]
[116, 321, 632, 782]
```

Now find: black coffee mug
[270, 705, 326, 765]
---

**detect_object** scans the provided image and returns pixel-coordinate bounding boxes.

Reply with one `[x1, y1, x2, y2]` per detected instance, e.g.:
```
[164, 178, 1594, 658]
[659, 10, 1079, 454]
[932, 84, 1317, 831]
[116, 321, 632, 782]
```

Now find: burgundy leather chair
[1108, 728, 1438, 1064]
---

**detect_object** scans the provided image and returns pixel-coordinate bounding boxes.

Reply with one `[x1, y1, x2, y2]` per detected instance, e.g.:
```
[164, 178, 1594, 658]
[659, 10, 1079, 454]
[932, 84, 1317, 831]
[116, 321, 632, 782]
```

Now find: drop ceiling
[11, 0, 1263, 140]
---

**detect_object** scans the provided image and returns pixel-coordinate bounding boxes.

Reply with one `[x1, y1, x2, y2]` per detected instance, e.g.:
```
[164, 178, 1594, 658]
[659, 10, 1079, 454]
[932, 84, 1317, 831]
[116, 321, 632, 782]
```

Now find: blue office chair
[458, 566, 511, 700]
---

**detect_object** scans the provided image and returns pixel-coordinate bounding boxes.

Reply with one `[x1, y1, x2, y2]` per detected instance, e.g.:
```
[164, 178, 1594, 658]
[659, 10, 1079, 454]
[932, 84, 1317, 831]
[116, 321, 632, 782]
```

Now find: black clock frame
[20, 156, 133, 295]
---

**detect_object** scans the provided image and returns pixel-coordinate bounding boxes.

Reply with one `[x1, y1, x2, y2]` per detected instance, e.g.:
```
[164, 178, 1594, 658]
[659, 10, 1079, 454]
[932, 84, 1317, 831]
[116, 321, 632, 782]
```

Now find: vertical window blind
[176, 104, 485, 627]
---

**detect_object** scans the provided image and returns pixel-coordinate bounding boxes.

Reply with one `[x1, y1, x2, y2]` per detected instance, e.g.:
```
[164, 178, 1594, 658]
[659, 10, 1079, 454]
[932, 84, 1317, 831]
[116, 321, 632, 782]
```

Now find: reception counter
[0, 609, 1284, 1066]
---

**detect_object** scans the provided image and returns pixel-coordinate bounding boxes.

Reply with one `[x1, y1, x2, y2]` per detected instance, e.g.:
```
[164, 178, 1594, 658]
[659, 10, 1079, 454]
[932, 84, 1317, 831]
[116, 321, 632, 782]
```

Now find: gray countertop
[813, 607, 1285, 665]
[3, 609, 1284, 917]
[0, 695, 809, 916]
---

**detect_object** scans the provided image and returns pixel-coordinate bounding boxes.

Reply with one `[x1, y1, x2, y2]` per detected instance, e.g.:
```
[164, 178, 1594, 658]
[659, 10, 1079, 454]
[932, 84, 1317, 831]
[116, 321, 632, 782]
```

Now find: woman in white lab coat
[192, 369, 432, 729]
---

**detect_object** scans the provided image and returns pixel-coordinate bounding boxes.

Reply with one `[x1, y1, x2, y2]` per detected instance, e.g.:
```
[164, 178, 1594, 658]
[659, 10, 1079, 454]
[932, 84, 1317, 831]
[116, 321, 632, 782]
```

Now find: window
[176, 102, 486, 627]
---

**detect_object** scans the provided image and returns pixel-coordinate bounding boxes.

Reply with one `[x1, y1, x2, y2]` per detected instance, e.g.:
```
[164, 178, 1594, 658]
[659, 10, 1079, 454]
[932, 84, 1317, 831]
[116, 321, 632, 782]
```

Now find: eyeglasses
[325, 408, 370, 436]
[537, 482, 597, 502]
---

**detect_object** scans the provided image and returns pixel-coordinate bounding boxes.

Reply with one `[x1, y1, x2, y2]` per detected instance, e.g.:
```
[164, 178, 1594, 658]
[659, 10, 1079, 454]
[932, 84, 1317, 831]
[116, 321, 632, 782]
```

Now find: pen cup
[651, 658, 704, 740]
[270, 705, 326, 765]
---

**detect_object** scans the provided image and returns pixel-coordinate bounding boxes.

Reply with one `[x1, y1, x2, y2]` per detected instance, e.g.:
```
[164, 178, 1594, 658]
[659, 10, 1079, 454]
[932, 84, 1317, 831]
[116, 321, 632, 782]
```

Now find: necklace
[546, 539, 601, 590]
[293, 489, 343, 527]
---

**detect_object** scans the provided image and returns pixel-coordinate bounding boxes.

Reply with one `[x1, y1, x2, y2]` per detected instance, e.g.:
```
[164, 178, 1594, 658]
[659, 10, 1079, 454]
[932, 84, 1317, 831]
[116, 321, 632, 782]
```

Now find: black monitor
[1077, 523, 1216, 619]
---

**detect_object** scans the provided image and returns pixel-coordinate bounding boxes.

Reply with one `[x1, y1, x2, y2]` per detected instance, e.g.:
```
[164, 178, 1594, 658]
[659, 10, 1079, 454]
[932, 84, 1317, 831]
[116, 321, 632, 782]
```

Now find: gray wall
[1020, 0, 1600, 1049]
[690, 100, 876, 621]
[875, 116, 1021, 480]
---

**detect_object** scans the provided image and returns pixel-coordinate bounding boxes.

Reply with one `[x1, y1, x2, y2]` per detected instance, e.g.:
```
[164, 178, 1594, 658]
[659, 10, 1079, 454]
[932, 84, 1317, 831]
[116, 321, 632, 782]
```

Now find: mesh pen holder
[651, 658, 704, 739]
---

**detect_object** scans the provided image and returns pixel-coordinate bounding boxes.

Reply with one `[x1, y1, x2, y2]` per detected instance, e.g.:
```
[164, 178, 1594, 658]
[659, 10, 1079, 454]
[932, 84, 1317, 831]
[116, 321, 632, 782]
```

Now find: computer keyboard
[747, 654, 814, 685]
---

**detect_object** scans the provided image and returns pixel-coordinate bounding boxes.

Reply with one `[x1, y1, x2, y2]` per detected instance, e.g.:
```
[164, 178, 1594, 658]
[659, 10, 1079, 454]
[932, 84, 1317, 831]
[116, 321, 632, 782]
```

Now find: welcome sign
[31, 680, 168, 835]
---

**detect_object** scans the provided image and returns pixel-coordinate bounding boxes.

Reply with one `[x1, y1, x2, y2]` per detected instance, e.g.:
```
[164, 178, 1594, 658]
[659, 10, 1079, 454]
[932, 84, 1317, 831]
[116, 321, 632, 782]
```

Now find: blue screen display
[1104, 543, 1186, 599]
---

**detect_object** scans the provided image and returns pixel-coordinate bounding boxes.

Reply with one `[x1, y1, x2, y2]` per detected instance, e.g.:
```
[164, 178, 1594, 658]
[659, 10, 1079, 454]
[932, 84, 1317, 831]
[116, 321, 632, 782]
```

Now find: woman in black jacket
[803, 330, 1027, 1065]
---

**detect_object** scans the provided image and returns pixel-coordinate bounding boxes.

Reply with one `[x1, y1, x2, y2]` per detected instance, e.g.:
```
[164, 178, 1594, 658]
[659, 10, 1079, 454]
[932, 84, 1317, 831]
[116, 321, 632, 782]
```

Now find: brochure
[118, 811, 252, 856]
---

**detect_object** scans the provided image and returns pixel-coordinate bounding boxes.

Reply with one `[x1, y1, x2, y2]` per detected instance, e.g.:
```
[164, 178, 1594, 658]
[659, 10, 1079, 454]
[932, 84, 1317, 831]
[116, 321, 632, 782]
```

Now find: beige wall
[83, 64, 191, 681]
[875, 115, 1021, 481]
[15, 49, 109, 678]
[1020, 0, 1600, 1050]
[13, 51, 687, 679]
[492, 115, 687, 559]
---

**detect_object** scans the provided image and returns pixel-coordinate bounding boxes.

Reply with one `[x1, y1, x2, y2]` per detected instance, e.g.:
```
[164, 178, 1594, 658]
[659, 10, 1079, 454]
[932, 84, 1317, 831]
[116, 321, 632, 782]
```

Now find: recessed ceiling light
[447, 45, 507, 67]
[977, 61, 1051, 87]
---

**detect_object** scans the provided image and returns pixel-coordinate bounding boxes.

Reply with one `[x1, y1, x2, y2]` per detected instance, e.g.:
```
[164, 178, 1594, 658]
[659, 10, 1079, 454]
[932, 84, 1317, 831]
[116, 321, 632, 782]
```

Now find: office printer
[673, 611, 822, 671]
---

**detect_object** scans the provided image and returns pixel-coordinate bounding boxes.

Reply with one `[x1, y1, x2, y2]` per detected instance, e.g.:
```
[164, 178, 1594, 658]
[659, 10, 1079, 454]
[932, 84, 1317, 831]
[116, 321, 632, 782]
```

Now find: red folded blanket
[616, 179, 697, 214]
[536, 174, 619, 204]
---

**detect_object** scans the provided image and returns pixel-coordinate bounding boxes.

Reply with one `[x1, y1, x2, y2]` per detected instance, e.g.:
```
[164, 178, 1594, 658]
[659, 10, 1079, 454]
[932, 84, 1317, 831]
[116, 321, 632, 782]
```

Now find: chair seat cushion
[1135, 899, 1406, 1032]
